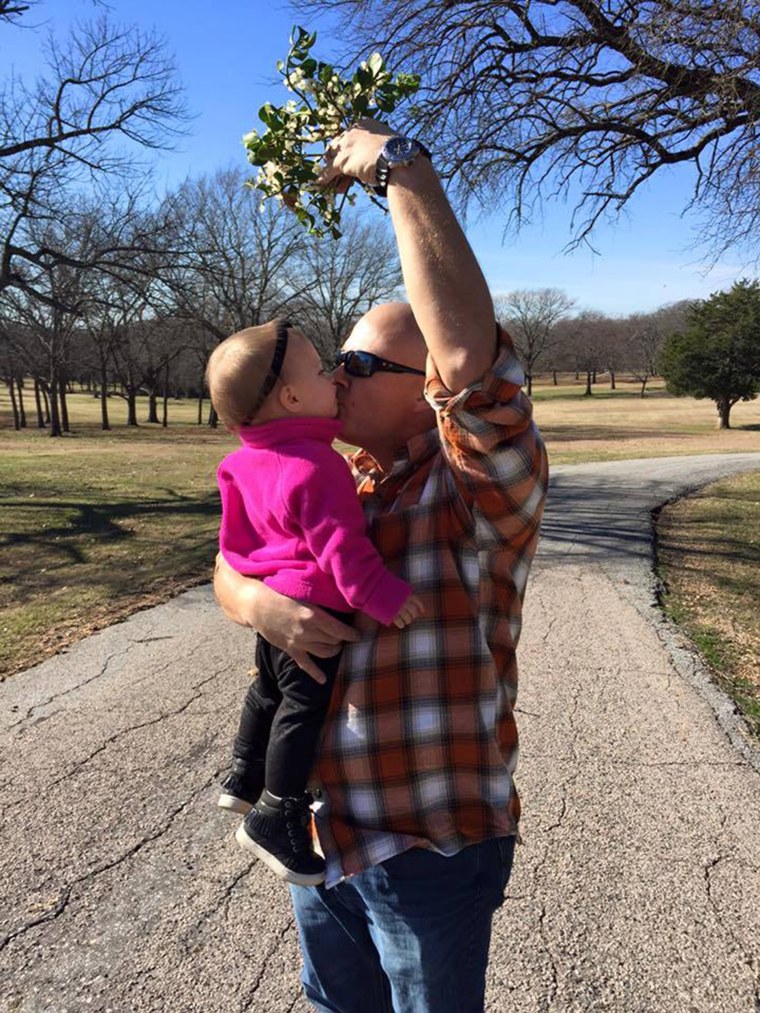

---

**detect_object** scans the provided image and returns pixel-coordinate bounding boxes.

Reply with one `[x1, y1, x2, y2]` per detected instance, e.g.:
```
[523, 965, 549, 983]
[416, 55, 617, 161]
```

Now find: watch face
[384, 135, 420, 166]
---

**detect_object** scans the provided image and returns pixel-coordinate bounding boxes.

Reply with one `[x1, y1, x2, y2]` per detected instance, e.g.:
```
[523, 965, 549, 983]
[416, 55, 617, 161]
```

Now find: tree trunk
[552, 370, 558, 386]
[197, 394, 204, 425]
[49, 367, 62, 437]
[15, 378, 27, 427]
[592, 369, 597, 384]
[127, 390, 138, 426]
[42, 383, 51, 424]
[34, 379, 45, 428]
[7, 380, 20, 430]
[609, 370, 616, 390]
[58, 374, 70, 433]
[208, 403, 218, 428]
[162, 362, 169, 428]
[526, 372, 533, 397]
[717, 398, 732, 429]
[99, 362, 111, 431]
[584, 371, 593, 396]
[640, 378, 648, 397]
[147, 389, 159, 424]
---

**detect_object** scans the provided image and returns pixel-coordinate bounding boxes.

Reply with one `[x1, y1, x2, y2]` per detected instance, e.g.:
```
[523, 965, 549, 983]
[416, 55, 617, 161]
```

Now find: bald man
[214, 120, 548, 1013]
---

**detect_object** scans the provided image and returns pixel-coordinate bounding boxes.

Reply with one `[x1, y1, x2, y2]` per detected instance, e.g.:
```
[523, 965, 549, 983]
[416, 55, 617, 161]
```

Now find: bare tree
[158, 169, 305, 342]
[315, 0, 760, 261]
[601, 318, 628, 390]
[555, 311, 610, 396]
[294, 218, 403, 361]
[494, 288, 575, 395]
[2, 270, 82, 436]
[624, 299, 693, 395]
[0, 16, 186, 305]
[157, 169, 312, 424]
[624, 314, 665, 397]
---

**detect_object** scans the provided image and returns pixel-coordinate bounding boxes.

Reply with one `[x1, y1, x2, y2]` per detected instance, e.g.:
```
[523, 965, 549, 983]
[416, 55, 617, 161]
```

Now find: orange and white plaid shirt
[314, 330, 549, 887]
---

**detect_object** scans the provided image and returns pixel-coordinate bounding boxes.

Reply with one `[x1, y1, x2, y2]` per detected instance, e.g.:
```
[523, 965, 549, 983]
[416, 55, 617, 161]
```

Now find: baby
[207, 319, 422, 886]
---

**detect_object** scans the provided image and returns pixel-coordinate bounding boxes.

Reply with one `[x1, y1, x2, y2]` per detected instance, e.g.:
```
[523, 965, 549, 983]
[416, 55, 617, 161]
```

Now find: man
[214, 119, 548, 1012]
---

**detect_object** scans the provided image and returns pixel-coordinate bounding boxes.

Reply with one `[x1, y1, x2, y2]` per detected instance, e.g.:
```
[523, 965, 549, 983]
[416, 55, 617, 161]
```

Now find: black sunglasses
[335, 350, 426, 378]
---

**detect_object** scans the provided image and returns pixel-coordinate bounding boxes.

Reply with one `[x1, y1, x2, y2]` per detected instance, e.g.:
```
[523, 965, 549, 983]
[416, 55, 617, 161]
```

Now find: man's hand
[265, 600, 359, 684]
[317, 118, 395, 189]
[213, 554, 359, 684]
[391, 593, 425, 629]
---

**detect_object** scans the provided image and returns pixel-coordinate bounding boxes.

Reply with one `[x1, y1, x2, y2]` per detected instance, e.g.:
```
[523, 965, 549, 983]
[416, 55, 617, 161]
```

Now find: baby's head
[207, 320, 337, 430]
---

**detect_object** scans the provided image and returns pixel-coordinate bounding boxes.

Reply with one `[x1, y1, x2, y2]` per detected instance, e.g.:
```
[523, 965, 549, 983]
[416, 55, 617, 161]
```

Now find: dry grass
[531, 375, 760, 464]
[657, 471, 760, 736]
[1, 378, 758, 679]
[0, 391, 237, 678]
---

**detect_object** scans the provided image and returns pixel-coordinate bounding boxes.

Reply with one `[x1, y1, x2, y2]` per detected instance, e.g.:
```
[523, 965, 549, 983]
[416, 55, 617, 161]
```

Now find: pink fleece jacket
[216, 416, 412, 625]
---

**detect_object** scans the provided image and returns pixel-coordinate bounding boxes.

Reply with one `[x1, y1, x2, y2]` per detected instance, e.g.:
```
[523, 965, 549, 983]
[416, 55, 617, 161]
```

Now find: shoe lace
[282, 798, 311, 853]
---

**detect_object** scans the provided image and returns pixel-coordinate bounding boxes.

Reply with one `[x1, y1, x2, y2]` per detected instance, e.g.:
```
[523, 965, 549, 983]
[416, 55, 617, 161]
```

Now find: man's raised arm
[319, 120, 496, 391]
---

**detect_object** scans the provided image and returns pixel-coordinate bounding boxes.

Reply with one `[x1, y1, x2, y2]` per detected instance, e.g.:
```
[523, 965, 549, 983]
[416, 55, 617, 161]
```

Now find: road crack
[238, 915, 297, 1011]
[0, 766, 224, 954]
[703, 809, 760, 1007]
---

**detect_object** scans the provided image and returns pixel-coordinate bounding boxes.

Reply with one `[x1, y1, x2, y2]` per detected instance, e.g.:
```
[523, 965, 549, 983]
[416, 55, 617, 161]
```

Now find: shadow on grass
[539, 426, 693, 444]
[1, 493, 221, 579]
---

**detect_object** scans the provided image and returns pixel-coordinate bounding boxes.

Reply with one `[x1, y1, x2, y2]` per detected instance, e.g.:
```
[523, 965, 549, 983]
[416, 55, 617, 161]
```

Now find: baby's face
[283, 332, 338, 418]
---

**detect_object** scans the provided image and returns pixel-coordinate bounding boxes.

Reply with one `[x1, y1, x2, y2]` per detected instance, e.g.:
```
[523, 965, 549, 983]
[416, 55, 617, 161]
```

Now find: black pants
[232, 610, 352, 798]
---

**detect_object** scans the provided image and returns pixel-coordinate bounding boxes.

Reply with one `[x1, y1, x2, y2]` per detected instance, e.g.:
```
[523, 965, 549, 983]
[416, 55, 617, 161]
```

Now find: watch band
[374, 140, 432, 198]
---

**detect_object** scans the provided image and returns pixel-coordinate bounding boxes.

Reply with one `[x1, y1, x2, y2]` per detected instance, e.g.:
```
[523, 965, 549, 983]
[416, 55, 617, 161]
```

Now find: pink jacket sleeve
[285, 448, 412, 626]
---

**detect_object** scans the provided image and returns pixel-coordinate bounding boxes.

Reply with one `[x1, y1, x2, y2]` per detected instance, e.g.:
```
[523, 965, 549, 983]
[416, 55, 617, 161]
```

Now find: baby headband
[246, 319, 292, 421]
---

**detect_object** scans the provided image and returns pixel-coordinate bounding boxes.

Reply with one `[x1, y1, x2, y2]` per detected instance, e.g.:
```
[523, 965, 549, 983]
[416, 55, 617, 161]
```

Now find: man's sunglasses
[334, 350, 426, 378]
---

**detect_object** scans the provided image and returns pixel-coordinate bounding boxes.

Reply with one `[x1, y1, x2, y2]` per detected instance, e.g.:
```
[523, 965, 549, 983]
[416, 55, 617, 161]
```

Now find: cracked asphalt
[2, 451, 760, 1013]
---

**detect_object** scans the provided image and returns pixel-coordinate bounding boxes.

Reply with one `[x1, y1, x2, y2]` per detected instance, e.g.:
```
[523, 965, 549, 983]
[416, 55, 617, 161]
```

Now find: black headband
[245, 319, 291, 422]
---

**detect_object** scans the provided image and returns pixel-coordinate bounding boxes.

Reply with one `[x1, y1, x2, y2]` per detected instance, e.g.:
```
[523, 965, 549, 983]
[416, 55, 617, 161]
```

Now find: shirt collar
[351, 427, 439, 488]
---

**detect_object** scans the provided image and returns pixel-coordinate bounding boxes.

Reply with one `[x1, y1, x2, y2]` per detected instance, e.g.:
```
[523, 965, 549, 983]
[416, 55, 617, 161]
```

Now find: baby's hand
[392, 593, 425, 629]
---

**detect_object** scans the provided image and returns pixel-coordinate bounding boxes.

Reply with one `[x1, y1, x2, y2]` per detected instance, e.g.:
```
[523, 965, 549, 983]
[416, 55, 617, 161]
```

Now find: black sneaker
[218, 758, 265, 815]
[235, 789, 325, 886]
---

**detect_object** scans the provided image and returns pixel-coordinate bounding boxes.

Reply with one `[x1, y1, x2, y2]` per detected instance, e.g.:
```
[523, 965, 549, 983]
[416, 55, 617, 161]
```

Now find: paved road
[2, 453, 760, 1013]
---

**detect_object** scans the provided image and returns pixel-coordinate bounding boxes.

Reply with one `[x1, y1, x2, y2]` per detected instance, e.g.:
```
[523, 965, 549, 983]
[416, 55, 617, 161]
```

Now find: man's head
[335, 302, 434, 465]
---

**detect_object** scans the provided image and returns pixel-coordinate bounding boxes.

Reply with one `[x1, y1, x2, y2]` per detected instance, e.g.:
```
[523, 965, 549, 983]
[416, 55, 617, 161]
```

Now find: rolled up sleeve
[425, 328, 549, 552]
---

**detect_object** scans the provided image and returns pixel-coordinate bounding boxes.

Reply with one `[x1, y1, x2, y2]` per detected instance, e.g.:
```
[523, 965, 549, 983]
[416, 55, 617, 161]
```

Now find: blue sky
[5, 0, 754, 314]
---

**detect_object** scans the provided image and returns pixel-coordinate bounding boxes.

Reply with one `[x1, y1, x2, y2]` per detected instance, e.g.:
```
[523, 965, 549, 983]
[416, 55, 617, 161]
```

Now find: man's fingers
[304, 640, 343, 658]
[310, 608, 360, 643]
[291, 651, 327, 685]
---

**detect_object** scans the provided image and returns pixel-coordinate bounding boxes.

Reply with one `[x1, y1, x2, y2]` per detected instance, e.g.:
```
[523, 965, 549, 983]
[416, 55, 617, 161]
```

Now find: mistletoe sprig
[243, 27, 420, 239]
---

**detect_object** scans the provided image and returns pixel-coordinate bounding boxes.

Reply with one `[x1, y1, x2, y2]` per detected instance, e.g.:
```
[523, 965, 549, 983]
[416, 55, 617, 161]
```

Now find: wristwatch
[374, 136, 432, 197]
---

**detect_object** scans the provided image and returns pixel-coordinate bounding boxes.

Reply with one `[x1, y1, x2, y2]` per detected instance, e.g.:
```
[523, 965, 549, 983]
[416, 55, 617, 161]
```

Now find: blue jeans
[289, 835, 516, 1013]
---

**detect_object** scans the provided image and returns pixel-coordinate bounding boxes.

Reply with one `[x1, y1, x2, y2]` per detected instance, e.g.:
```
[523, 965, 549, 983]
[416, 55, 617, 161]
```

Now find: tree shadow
[539, 426, 691, 444]
[1, 493, 221, 595]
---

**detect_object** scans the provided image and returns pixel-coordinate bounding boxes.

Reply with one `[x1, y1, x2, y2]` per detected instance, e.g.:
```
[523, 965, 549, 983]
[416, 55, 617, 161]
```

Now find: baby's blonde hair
[206, 320, 289, 430]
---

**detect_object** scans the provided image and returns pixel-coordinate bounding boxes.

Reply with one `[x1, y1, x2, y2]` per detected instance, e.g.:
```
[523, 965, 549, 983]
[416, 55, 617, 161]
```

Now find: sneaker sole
[218, 793, 254, 815]
[235, 824, 325, 887]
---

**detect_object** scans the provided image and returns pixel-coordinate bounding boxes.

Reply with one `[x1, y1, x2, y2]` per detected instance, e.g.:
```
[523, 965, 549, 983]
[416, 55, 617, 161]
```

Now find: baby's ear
[277, 382, 301, 413]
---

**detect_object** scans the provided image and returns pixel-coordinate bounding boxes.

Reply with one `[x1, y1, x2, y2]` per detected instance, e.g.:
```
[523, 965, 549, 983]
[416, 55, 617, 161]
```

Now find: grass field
[1, 375, 759, 681]
[531, 376, 760, 464]
[658, 471, 760, 737]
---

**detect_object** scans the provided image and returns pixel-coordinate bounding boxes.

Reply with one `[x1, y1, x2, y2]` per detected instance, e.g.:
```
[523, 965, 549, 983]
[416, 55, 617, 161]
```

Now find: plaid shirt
[314, 330, 548, 887]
